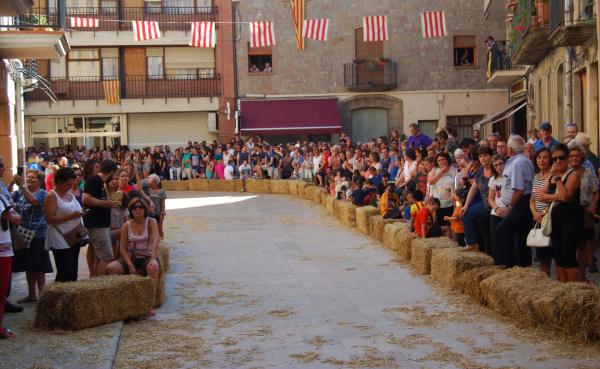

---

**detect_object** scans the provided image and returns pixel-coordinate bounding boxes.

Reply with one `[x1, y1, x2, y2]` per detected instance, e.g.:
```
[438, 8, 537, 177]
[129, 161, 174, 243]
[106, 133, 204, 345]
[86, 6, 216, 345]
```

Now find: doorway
[351, 108, 389, 143]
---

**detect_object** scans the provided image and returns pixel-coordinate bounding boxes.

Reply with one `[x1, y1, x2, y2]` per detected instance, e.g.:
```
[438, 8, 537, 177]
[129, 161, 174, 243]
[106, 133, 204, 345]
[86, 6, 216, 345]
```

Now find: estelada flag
[421, 11, 447, 38]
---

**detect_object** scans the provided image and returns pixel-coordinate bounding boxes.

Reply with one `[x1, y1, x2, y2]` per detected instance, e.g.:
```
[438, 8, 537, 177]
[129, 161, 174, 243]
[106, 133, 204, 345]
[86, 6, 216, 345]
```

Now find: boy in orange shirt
[444, 192, 466, 246]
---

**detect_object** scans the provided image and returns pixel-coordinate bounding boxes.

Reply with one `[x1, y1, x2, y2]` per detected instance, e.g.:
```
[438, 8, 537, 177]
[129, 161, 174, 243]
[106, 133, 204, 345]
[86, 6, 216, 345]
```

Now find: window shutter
[146, 47, 164, 57]
[165, 47, 214, 69]
[454, 36, 476, 48]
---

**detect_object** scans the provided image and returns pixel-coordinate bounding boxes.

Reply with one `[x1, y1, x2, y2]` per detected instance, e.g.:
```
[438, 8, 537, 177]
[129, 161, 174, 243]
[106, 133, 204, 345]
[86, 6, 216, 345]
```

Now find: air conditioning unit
[208, 112, 218, 132]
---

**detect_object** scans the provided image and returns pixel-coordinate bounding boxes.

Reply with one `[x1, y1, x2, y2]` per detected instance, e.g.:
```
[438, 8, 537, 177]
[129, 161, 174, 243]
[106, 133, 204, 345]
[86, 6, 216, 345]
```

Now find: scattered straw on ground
[289, 351, 320, 363]
[266, 308, 295, 318]
[309, 336, 330, 346]
[385, 334, 433, 349]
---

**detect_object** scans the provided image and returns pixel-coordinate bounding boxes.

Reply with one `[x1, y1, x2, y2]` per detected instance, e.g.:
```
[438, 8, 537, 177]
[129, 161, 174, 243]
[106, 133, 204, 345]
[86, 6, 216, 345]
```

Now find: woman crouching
[106, 197, 160, 311]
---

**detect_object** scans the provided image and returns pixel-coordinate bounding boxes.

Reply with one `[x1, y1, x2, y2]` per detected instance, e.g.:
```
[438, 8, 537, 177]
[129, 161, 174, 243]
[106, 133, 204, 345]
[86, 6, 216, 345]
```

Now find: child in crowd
[239, 159, 251, 192]
[381, 182, 401, 219]
[414, 197, 441, 238]
[444, 192, 466, 246]
[333, 170, 349, 199]
[409, 190, 425, 232]
[302, 152, 313, 181]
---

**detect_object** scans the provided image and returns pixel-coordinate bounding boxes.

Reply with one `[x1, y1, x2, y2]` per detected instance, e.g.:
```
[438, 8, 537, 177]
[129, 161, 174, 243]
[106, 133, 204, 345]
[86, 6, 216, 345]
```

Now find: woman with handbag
[539, 144, 583, 283]
[529, 148, 553, 276]
[10, 170, 52, 302]
[43, 167, 86, 282]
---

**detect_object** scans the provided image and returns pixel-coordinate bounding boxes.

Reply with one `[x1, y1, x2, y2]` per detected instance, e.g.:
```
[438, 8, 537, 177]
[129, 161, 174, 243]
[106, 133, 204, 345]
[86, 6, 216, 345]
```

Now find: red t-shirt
[120, 184, 136, 194]
[414, 207, 432, 237]
[45, 172, 55, 191]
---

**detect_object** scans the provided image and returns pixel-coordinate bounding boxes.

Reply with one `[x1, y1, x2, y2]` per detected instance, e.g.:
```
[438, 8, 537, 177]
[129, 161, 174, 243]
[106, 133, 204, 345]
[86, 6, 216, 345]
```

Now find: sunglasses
[132, 205, 146, 210]
[552, 155, 567, 161]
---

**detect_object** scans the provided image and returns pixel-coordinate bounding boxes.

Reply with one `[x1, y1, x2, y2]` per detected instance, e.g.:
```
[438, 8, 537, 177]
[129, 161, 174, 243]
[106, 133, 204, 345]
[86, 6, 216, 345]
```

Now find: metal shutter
[127, 112, 217, 148]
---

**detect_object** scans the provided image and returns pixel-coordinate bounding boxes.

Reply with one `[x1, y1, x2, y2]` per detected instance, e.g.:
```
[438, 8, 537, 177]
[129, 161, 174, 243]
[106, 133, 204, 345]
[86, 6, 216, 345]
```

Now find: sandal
[17, 296, 37, 304]
[0, 327, 14, 339]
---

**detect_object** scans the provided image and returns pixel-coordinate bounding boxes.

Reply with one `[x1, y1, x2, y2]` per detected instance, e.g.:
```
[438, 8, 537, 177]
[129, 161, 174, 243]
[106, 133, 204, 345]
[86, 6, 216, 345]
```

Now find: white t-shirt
[0, 195, 14, 257]
[489, 176, 511, 216]
[224, 165, 235, 180]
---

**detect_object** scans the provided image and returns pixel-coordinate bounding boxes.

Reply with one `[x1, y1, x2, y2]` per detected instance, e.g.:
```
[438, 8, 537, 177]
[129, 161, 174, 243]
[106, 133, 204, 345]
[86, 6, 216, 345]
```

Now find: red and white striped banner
[132, 21, 161, 41]
[189, 22, 215, 48]
[249, 21, 275, 48]
[421, 11, 447, 38]
[302, 19, 329, 41]
[70, 17, 99, 28]
[363, 16, 388, 42]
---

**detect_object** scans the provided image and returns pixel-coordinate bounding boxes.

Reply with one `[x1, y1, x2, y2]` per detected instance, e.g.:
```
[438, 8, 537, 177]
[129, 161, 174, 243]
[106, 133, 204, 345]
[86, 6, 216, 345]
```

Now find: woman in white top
[395, 148, 417, 189]
[44, 167, 85, 282]
[427, 152, 456, 229]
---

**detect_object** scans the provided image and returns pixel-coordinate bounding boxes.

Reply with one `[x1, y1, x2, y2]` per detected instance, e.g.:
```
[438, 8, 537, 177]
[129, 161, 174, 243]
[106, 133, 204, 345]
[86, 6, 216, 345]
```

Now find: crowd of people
[1, 120, 599, 339]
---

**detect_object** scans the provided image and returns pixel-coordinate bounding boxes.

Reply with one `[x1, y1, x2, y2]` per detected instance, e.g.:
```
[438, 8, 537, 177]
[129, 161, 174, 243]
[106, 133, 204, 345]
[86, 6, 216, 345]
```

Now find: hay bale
[395, 225, 417, 262]
[189, 179, 210, 191]
[382, 223, 405, 250]
[245, 179, 271, 193]
[35, 275, 154, 330]
[326, 195, 336, 215]
[320, 192, 331, 207]
[369, 215, 397, 243]
[270, 180, 290, 194]
[304, 186, 320, 201]
[312, 188, 323, 204]
[160, 242, 169, 273]
[480, 267, 600, 341]
[162, 180, 189, 191]
[297, 182, 311, 198]
[455, 266, 503, 303]
[288, 181, 300, 196]
[410, 237, 458, 275]
[355, 206, 379, 234]
[430, 247, 494, 290]
[334, 201, 358, 227]
[210, 179, 240, 192]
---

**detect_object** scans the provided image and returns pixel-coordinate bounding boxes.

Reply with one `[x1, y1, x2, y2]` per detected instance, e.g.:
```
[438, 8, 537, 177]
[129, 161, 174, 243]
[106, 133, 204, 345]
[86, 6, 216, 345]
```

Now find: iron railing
[551, 0, 595, 33]
[344, 61, 397, 91]
[1, 6, 64, 29]
[37, 6, 217, 31]
[25, 74, 221, 101]
[486, 46, 526, 78]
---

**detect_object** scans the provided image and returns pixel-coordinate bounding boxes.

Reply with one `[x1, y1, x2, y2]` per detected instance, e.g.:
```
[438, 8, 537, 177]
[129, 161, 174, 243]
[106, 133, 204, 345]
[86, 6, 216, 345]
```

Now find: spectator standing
[144, 174, 167, 239]
[428, 152, 456, 230]
[533, 122, 560, 152]
[83, 160, 118, 276]
[565, 123, 578, 140]
[494, 135, 535, 267]
[182, 148, 192, 180]
[406, 123, 433, 150]
[575, 132, 600, 173]
[529, 149, 553, 276]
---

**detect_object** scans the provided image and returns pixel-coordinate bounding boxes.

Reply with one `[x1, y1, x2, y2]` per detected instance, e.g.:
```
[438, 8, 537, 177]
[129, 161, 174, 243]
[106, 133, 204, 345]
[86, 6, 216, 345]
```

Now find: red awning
[240, 98, 341, 135]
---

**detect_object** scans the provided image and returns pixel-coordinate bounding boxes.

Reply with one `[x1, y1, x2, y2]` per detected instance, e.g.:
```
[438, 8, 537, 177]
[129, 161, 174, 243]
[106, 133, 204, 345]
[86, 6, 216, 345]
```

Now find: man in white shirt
[224, 162, 235, 180]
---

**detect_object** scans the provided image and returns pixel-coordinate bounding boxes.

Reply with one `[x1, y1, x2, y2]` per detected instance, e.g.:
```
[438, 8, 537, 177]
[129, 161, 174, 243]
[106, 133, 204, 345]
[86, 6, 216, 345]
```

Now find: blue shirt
[407, 133, 433, 149]
[502, 153, 535, 203]
[533, 138, 560, 152]
[12, 189, 48, 238]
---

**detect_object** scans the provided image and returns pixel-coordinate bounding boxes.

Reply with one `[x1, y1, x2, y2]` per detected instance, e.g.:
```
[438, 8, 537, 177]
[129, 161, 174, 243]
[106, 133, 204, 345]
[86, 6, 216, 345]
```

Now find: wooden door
[354, 28, 384, 86]
[124, 47, 146, 98]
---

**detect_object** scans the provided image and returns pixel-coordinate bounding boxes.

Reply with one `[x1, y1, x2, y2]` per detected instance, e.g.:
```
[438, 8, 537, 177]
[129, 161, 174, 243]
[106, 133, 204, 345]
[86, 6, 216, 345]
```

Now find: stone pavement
[115, 191, 600, 369]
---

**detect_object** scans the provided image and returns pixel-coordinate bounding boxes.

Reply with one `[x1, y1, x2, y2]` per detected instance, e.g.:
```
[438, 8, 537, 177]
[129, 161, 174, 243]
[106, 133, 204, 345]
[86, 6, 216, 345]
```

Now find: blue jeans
[463, 200, 491, 253]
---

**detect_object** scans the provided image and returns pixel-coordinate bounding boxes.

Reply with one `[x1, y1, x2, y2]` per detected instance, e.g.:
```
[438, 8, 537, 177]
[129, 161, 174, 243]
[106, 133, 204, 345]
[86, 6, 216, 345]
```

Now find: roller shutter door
[127, 112, 217, 148]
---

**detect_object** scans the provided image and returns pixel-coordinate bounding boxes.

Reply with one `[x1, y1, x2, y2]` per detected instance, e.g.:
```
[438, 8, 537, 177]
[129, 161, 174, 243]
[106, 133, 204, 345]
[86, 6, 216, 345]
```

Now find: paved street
[115, 191, 600, 369]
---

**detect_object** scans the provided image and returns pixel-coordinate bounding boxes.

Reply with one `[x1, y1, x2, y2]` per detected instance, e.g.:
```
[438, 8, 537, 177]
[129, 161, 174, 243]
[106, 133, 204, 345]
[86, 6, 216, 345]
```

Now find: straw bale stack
[210, 179, 241, 192]
[321, 192, 331, 207]
[430, 248, 494, 290]
[395, 225, 417, 262]
[370, 216, 397, 243]
[382, 223, 405, 250]
[155, 273, 166, 308]
[455, 266, 503, 303]
[189, 179, 210, 191]
[304, 185, 319, 201]
[334, 201, 358, 227]
[312, 187, 323, 204]
[410, 237, 458, 275]
[288, 181, 300, 195]
[480, 267, 600, 341]
[326, 195, 336, 215]
[355, 206, 379, 234]
[160, 242, 169, 273]
[297, 182, 311, 198]
[270, 180, 290, 194]
[35, 275, 155, 330]
[245, 179, 271, 193]
[162, 180, 189, 191]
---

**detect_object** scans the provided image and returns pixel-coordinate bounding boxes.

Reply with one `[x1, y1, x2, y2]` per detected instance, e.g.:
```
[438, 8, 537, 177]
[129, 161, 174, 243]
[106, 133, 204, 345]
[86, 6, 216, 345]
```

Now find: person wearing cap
[533, 122, 560, 152]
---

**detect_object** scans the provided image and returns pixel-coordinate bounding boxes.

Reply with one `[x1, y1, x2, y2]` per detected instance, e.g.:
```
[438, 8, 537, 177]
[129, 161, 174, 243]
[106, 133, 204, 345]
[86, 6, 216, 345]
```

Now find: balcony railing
[509, 0, 552, 65]
[37, 6, 217, 31]
[550, 0, 596, 46]
[25, 74, 221, 102]
[550, 0, 565, 34]
[1, 6, 64, 29]
[344, 60, 397, 91]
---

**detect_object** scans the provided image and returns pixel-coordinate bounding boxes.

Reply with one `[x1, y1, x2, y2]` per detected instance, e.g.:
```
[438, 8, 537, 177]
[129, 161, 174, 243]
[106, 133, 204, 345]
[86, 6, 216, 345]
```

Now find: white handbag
[527, 222, 550, 248]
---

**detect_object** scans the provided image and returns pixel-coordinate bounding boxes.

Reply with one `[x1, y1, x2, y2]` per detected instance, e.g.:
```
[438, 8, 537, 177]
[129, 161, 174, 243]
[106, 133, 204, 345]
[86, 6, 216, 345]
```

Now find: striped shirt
[531, 173, 550, 214]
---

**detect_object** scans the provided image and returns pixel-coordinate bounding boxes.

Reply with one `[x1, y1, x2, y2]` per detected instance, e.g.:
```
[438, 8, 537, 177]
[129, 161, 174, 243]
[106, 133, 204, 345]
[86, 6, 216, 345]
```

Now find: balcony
[550, 0, 596, 46]
[509, 0, 553, 65]
[0, 0, 33, 16]
[0, 7, 69, 59]
[486, 47, 528, 84]
[38, 6, 217, 32]
[344, 60, 397, 92]
[24, 74, 221, 102]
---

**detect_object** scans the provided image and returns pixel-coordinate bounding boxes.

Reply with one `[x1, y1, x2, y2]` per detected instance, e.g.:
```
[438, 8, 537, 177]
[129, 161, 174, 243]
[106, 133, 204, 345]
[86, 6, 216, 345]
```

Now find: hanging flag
[363, 16, 388, 42]
[189, 22, 216, 48]
[132, 21, 161, 42]
[249, 22, 275, 48]
[421, 11, 447, 38]
[290, 0, 304, 50]
[103, 80, 120, 104]
[70, 17, 99, 28]
[303, 19, 329, 41]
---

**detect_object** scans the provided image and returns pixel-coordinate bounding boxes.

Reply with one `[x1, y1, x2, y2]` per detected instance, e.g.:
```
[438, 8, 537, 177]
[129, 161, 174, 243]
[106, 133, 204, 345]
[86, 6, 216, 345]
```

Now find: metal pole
[58, 0, 66, 29]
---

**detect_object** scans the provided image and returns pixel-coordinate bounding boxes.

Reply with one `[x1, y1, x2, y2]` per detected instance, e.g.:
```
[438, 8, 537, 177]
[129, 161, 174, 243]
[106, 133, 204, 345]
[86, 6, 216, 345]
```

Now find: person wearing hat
[575, 132, 600, 173]
[533, 122, 560, 152]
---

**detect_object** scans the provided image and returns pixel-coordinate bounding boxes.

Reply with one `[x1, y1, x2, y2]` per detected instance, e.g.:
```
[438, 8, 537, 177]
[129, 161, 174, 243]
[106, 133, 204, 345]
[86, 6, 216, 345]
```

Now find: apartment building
[484, 0, 599, 154]
[234, 0, 508, 143]
[23, 0, 235, 149]
[1, 0, 69, 182]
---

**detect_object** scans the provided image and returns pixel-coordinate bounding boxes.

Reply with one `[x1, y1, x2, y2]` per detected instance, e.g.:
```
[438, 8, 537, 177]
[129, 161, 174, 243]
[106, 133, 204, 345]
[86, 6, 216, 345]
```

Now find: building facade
[234, 0, 508, 143]
[23, 0, 236, 149]
[484, 0, 599, 154]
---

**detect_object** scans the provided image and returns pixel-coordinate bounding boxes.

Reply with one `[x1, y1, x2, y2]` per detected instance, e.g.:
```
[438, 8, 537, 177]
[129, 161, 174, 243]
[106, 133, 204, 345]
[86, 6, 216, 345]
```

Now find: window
[101, 48, 119, 80]
[446, 116, 484, 141]
[454, 36, 477, 66]
[354, 28, 383, 60]
[68, 49, 101, 80]
[196, 0, 211, 12]
[167, 68, 198, 80]
[146, 47, 164, 79]
[100, 0, 117, 13]
[144, 0, 162, 13]
[165, 47, 214, 78]
[164, 0, 194, 14]
[417, 120, 438, 139]
[248, 44, 272, 73]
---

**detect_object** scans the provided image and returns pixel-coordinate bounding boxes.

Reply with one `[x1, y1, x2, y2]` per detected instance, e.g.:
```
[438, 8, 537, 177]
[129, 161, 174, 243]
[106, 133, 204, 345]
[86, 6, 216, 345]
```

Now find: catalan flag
[103, 80, 120, 104]
[421, 11, 447, 38]
[290, 0, 304, 50]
